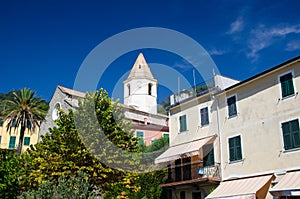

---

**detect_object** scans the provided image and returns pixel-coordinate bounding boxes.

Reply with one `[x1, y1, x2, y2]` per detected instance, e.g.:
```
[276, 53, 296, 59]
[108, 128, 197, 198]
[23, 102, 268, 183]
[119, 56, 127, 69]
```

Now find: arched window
[52, 103, 61, 121]
[127, 84, 131, 96]
[148, 83, 152, 95]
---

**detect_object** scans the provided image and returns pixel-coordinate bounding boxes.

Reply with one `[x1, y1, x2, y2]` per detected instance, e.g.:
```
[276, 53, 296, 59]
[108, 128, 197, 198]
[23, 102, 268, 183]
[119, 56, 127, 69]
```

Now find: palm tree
[1, 88, 48, 154]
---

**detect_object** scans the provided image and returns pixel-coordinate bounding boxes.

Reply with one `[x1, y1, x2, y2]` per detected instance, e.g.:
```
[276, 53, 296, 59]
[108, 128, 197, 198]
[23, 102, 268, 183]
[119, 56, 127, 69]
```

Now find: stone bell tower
[123, 53, 158, 114]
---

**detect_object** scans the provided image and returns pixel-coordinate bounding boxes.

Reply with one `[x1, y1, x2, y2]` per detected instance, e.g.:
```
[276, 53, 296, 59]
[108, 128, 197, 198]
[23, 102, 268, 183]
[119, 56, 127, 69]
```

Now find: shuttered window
[280, 73, 295, 98]
[282, 119, 300, 150]
[179, 115, 187, 132]
[9, 136, 16, 149]
[136, 131, 144, 144]
[229, 135, 242, 162]
[227, 95, 237, 117]
[200, 107, 209, 126]
[24, 137, 30, 146]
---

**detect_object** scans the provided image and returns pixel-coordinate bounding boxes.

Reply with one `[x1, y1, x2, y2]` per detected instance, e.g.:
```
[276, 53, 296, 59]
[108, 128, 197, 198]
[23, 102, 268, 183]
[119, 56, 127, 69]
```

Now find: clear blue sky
[1, 0, 300, 103]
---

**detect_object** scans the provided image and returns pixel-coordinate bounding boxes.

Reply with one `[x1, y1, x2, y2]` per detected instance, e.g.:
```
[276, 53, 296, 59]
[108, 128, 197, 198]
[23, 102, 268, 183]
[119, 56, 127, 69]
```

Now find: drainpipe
[215, 94, 223, 181]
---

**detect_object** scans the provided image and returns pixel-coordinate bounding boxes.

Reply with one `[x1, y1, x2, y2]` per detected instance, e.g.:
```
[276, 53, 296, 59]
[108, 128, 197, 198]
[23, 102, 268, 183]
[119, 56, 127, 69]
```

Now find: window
[52, 103, 61, 121]
[13, 120, 18, 127]
[280, 72, 295, 98]
[0, 118, 3, 126]
[9, 136, 16, 149]
[229, 135, 242, 162]
[282, 119, 300, 150]
[0, 136, 2, 144]
[24, 137, 30, 146]
[179, 115, 187, 132]
[180, 191, 186, 199]
[136, 131, 144, 144]
[200, 107, 209, 126]
[148, 83, 152, 95]
[163, 133, 169, 139]
[192, 192, 201, 199]
[127, 84, 130, 96]
[227, 95, 237, 117]
[203, 144, 215, 166]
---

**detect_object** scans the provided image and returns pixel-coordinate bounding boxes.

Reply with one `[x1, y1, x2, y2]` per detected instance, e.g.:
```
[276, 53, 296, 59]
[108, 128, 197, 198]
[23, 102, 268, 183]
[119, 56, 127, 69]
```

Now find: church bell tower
[123, 53, 158, 114]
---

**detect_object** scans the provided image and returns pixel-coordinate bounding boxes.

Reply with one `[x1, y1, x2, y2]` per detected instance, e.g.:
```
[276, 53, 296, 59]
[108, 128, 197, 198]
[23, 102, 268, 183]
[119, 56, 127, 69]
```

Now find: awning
[206, 175, 274, 199]
[270, 171, 300, 196]
[154, 135, 215, 164]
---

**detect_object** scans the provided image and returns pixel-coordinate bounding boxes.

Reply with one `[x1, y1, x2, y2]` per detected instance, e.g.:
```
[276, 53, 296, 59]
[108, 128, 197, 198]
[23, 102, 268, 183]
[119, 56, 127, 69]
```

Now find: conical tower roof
[127, 53, 154, 79]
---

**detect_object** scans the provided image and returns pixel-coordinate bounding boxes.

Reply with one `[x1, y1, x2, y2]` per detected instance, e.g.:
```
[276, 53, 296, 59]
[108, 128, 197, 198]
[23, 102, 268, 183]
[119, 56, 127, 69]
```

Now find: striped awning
[270, 171, 300, 196]
[154, 135, 215, 164]
[206, 175, 274, 199]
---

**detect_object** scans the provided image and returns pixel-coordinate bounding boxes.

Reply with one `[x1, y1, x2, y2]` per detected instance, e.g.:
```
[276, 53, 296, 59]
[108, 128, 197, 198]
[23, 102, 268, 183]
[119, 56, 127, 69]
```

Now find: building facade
[0, 118, 39, 152]
[207, 55, 300, 199]
[156, 55, 300, 199]
[155, 75, 238, 199]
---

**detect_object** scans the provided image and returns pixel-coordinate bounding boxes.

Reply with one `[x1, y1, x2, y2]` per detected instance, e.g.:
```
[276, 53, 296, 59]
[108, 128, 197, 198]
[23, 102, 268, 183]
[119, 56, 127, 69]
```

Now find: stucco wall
[218, 61, 300, 179]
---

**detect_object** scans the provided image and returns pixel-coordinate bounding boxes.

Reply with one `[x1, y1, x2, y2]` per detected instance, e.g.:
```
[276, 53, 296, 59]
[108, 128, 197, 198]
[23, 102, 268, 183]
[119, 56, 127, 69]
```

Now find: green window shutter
[203, 145, 215, 167]
[227, 96, 237, 117]
[136, 131, 144, 143]
[0, 136, 2, 144]
[282, 119, 300, 150]
[24, 137, 30, 146]
[9, 136, 16, 149]
[280, 73, 295, 97]
[200, 107, 209, 126]
[163, 133, 169, 138]
[229, 138, 235, 161]
[229, 136, 242, 161]
[179, 115, 187, 132]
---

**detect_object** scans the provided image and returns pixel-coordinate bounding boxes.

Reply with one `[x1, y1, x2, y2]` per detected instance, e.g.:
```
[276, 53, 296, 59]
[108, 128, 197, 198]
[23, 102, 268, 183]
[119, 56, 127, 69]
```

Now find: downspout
[215, 94, 223, 181]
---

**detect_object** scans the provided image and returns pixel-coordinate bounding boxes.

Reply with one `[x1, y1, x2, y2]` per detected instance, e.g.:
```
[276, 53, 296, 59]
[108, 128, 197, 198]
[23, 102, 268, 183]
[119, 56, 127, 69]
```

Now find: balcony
[162, 163, 221, 187]
[170, 78, 216, 106]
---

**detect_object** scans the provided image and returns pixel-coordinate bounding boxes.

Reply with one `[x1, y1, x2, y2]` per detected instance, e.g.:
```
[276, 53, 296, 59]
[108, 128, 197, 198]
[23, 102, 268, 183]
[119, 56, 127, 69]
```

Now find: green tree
[0, 88, 48, 154]
[20, 89, 141, 198]
[0, 149, 23, 198]
[18, 171, 101, 199]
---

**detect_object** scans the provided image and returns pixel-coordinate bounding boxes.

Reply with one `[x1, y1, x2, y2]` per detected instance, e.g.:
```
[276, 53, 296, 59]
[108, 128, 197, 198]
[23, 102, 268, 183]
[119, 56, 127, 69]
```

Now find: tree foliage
[18, 171, 101, 199]
[0, 149, 22, 198]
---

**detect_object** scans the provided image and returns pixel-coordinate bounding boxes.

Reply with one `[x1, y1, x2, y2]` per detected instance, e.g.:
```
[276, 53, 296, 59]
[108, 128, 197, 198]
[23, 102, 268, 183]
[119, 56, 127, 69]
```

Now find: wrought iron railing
[165, 163, 220, 183]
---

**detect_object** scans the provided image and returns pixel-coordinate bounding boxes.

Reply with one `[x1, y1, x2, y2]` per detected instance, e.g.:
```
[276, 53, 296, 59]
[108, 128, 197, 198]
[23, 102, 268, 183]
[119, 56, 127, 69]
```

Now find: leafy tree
[0, 149, 23, 198]
[20, 89, 141, 198]
[18, 171, 101, 199]
[0, 88, 48, 154]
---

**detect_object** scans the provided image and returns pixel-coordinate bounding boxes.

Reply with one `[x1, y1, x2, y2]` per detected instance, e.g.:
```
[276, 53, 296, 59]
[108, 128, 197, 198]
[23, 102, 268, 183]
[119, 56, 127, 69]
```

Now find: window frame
[227, 134, 243, 163]
[200, 106, 209, 126]
[280, 118, 300, 152]
[9, 136, 16, 149]
[226, 94, 238, 118]
[278, 70, 296, 99]
[136, 130, 145, 144]
[179, 114, 188, 133]
[24, 137, 31, 146]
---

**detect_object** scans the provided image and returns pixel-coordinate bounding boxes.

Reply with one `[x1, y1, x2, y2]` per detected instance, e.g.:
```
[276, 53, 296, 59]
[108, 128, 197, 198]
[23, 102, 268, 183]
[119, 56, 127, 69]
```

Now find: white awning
[154, 135, 215, 164]
[270, 171, 300, 196]
[206, 175, 274, 199]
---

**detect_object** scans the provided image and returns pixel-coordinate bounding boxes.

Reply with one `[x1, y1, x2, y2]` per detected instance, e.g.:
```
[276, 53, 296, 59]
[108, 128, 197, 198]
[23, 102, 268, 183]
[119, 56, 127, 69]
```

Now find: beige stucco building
[156, 55, 300, 199]
[207, 55, 300, 199]
[0, 119, 39, 152]
[156, 75, 238, 199]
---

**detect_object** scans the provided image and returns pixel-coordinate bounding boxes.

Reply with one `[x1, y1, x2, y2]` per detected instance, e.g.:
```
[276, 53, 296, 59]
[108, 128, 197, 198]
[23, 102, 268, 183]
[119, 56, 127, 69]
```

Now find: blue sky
[1, 0, 300, 103]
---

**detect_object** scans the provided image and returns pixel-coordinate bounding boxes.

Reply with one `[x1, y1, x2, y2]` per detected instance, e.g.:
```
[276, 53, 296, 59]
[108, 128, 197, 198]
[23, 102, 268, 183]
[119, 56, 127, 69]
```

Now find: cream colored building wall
[218, 61, 300, 180]
[0, 121, 39, 152]
[169, 93, 220, 163]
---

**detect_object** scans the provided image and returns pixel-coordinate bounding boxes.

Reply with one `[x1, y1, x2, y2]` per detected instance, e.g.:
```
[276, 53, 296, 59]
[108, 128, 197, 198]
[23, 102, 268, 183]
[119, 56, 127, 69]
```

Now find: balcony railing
[170, 78, 216, 106]
[165, 163, 220, 184]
